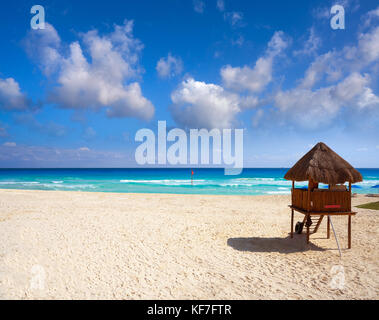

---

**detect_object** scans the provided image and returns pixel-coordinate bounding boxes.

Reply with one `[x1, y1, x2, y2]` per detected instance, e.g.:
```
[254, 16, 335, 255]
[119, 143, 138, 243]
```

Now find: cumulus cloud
[170, 78, 241, 129]
[357, 26, 379, 64]
[274, 73, 379, 129]
[156, 53, 183, 79]
[24, 21, 154, 121]
[23, 23, 61, 76]
[0, 77, 33, 111]
[266, 18, 379, 130]
[221, 31, 289, 93]
[294, 28, 321, 56]
[299, 51, 342, 89]
[364, 6, 379, 27]
[169, 31, 287, 129]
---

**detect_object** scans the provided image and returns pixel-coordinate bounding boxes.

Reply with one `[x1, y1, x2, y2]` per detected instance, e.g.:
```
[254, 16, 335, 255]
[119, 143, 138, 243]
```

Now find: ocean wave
[0, 181, 40, 185]
[265, 191, 291, 194]
[219, 183, 241, 187]
[120, 179, 206, 185]
[355, 180, 379, 186]
[235, 177, 276, 181]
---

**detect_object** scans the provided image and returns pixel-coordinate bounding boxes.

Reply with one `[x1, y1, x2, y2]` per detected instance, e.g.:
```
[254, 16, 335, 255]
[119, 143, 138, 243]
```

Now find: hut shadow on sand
[227, 236, 325, 254]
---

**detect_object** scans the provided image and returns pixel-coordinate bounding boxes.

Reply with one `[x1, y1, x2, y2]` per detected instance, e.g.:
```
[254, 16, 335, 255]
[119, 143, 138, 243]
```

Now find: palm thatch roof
[284, 142, 363, 184]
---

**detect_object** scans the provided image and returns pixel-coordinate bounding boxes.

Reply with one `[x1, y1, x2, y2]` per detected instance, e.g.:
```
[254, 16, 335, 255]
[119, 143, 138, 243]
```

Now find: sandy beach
[0, 189, 378, 299]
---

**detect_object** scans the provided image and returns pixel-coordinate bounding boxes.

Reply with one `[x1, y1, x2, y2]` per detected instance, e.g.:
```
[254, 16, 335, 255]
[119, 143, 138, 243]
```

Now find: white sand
[0, 189, 378, 299]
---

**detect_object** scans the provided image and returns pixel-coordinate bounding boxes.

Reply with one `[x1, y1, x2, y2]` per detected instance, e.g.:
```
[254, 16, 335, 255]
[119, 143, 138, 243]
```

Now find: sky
[0, 0, 378, 168]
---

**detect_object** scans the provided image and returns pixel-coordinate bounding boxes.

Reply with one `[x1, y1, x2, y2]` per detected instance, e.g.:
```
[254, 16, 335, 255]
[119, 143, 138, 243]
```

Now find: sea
[0, 168, 378, 196]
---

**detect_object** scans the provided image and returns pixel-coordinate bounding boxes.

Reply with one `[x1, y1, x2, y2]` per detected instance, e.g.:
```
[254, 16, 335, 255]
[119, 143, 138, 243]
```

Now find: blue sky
[0, 0, 378, 168]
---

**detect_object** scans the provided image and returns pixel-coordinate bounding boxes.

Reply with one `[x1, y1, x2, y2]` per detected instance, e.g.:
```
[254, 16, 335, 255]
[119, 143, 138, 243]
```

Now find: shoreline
[0, 189, 378, 299]
[0, 187, 293, 197]
[0, 187, 377, 198]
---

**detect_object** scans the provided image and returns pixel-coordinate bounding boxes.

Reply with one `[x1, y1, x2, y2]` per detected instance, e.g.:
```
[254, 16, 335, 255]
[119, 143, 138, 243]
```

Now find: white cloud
[170, 78, 241, 129]
[193, 0, 205, 14]
[3, 142, 16, 147]
[23, 23, 61, 76]
[364, 6, 379, 27]
[274, 73, 379, 129]
[0, 144, 133, 167]
[78, 147, 90, 152]
[24, 21, 154, 121]
[156, 53, 183, 78]
[217, 0, 225, 12]
[297, 27, 379, 90]
[223, 12, 244, 27]
[221, 31, 289, 93]
[169, 31, 287, 129]
[266, 18, 379, 130]
[0, 77, 33, 111]
[299, 51, 341, 89]
[357, 26, 379, 64]
[294, 28, 321, 56]
[221, 59, 272, 93]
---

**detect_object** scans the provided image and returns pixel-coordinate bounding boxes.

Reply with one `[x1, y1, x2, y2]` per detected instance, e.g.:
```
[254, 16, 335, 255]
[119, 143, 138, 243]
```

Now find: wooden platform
[289, 205, 357, 216]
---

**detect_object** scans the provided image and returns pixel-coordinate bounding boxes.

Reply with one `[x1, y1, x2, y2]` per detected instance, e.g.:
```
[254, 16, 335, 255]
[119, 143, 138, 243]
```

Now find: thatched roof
[284, 142, 363, 184]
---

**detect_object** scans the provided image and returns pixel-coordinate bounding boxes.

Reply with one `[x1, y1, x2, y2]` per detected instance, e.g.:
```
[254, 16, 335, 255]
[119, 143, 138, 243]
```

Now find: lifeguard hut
[284, 142, 363, 248]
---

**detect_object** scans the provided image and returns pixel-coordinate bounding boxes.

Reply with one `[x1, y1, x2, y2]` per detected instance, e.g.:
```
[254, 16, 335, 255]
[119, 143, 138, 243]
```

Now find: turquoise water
[0, 168, 378, 196]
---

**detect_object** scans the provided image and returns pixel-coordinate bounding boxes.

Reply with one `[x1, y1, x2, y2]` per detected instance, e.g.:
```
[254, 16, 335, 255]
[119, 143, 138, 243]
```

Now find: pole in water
[191, 169, 194, 185]
[329, 215, 342, 257]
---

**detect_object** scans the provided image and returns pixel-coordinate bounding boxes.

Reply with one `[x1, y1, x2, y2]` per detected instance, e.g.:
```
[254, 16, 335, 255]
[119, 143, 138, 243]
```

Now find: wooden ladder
[303, 215, 324, 234]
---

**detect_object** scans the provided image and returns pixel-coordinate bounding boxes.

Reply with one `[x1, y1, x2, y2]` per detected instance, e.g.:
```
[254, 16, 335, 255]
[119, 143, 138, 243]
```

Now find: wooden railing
[292, 188, 308, 209]
[292, 188, 351, 212]
[311, 190, 350, 212]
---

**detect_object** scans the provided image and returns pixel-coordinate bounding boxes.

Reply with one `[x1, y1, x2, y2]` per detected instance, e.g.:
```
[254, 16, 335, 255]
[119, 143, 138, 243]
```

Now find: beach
[0, 189, 378, 299]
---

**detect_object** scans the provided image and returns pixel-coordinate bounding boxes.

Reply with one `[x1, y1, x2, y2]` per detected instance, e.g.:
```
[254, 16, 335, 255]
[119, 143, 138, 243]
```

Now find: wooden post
[349, 181, 352, 211]
[348, 181, 352, 249]
[307, 179, 311, 212]
[348, 215, 351, 249]
[292, 180, 294, 203]
[306, 179, 311, 245]
[291, 180, 294, 239]
[291, 209, 294, 238]
[327, 215, 330, 239]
